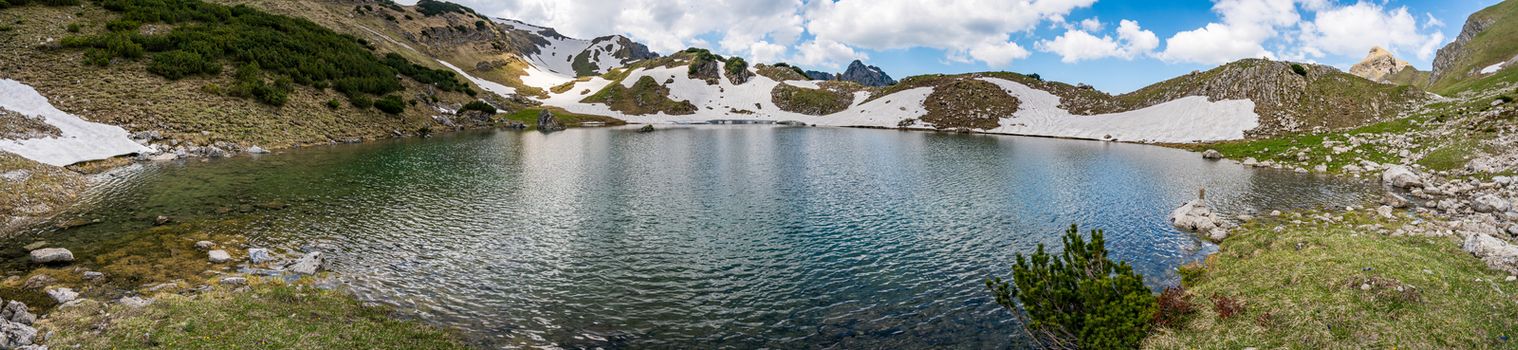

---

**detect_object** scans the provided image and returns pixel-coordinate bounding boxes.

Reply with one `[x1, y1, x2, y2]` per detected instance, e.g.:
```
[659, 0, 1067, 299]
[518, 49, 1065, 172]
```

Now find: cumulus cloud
[803, 0, 1096, 66]
[1296, 2, 1445, 61]
[794, 39, 868, 69]
[1158, 0, 1445, 65]
[1037, 20, 1158, 62]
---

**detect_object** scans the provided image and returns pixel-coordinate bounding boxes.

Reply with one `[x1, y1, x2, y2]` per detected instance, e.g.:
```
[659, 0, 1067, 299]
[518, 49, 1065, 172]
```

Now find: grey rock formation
[537, 110, 565, 132]
[1170, 196, 1228, 242]
[247, 248, 273, 264]
[208, 250, 232, 263]
[1463, 233, 1518, 274]
[1201, 149, 1223, 160]
[837, 60, 896, 87]
[804, 70, 834, 81]
[1432, 13, 1498, 83]
[46, 287, 77, 304]
[287, 252, 325, 275]
[1382, 165, 1423, 188]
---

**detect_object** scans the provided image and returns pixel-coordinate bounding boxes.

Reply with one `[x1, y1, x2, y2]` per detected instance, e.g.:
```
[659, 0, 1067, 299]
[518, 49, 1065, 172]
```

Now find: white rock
[194, 241, 214, 250]
[118, 296, 153, 308]
[27, 248, 73, 264]
[208, 250, 231, 263]
[1242, 157, 1259, 167]
[1462, 233, 1518, 274]
[286, 252, 325, 275]
[1201, 149, 1223, 160]
[46, 287, 77, 304]
[1472, 194, 1511, 213]
[0, 319, 37, 348]
[1377, 206, 1394, 219]
[247, 248, 273, 264]
[219, 276, 248, 286]
[1382, 165, 1422, 188]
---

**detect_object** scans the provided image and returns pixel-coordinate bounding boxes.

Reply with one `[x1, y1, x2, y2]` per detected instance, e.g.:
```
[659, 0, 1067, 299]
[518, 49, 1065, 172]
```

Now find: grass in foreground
[1188, 116, 1423, 171]
[1145, 212, 1518, 349]
[40, 280, 470, 349]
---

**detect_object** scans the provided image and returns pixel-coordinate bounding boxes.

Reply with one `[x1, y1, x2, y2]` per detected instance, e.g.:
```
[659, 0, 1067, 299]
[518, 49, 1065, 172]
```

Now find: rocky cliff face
[1350, 47, 1412, 82]
[1431, 13, 1498, 84]
[804, 70, 834, 81]
[837, 60, 896, 87]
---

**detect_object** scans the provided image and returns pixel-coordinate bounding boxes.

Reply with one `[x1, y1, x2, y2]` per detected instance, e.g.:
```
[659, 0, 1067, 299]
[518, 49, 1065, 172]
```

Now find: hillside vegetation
[1429, 0, 1518, 95]
[1116, 60, 1425, 137]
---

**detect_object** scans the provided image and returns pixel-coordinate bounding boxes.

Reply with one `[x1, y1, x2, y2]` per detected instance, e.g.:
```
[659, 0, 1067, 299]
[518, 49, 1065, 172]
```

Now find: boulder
[1, 301, 34, 326]
[208, 250, 231, 263]
[1241, 157, 1259, 167]
[0, 319, 37, 349]
[247, 248, 273, 264]
[246, 145, 269, 154]
[1377, 206, 1395, 219]
[286, 252, 325, 275]
[82, 271, 104, 281]
[28, 248, 73, 264]
[1473, 194, 1511, 213]
[118, 296, 153, 308]
[638, 124, 655, 133]
[1381, 165, 1422, 188]
[1462, 233, 1518, 274]
[1170, 198, 1227, 241]
[20, 275, 52, 290]
[536, 110, 565, 132]
[1382, 192, 1410, 208]
[194, 241, 215, 250]
[46, 287, 77, 304]
[219, 276, 247, 286]
[1201, 149, 1223, 160]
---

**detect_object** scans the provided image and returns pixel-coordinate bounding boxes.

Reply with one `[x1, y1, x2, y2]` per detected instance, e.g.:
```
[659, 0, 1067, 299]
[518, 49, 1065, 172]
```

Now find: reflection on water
[8, 126, 1374, 348]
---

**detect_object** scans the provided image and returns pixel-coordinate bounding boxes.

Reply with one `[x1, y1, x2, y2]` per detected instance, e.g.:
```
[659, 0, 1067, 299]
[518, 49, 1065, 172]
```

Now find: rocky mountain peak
[837, 60, 895, 87]
[1350, 46, 1411, 82]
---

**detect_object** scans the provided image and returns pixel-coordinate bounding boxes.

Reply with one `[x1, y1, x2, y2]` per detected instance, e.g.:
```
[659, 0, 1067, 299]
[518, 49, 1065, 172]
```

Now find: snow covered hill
[0, 79, 150, 166]
[494, 18, 658, 78]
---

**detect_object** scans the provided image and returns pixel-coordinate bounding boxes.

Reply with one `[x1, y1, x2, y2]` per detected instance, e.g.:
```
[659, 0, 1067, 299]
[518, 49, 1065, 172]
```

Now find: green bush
[986, 225, 1157, 349]
[724, 57, 748, 78]
[374, 95, 405, 114]
[1290, 63, 1308, 77]
[148, 50, 221, 80]
[459, 100, 496, 114]
[64, 0, 471, 106]
[326, 99, 341, 109]
[415, 0, 474, 17]
[66, 23, 80, 33]
[349, 94, 373, 109]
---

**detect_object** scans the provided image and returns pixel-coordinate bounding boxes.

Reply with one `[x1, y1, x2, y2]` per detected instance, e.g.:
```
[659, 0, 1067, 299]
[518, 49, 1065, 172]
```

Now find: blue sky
[434, 0, 1503, 93]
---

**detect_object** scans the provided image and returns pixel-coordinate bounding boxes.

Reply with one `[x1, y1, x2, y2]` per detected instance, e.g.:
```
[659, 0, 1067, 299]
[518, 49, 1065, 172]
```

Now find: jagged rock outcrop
[687, 59, 722, 85]
[837, 60, 895, 87]
[1350, 47, 1412, 82]
[804, 70, 834, 81]
[1170, 194, 1228, 242]
[537, 109, 565, 132]
[1431, 11, 1499, 84]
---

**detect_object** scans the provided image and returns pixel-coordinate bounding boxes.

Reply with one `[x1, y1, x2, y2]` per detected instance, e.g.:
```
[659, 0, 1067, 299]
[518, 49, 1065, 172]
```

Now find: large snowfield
[0, 79, 150, 166]
[491, 63, 1261, 143]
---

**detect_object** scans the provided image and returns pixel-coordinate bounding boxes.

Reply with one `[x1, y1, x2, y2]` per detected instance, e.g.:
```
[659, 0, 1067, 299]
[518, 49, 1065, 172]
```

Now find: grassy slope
[770, 82, 853, 116]
[501, 106, 624, 127]
[1431, 0, 1518, 95]
[1146, 211, 1518, 349]
[0, 3, 484, 148]
[1119, 59, 1424, 136]
[41, 282, 470, 349]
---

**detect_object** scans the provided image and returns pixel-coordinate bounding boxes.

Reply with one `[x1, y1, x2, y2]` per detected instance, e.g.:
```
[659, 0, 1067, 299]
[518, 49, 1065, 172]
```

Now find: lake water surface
[10, 126, 1376, 348]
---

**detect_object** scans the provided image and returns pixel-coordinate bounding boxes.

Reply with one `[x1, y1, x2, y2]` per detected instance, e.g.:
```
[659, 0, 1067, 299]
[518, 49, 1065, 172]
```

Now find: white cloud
[970, 41, 1032, 67]
[803, 0, 1096, 66]
[794, 39, 867, 69]
[1079, 17, 1104, 32]
[1158, 0, 1445, 65]
[1296, 2, 1445, 61]
[1037, 19, 1158, 63]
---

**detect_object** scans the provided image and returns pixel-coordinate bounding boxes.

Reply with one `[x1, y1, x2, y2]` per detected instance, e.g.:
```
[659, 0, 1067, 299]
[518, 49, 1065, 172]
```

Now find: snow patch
[533, 66, 1259, 143]
[1481, 61, 1507, 75]
[781, 80, 821, 89]
[436, 60, 516, 97]
[0, 79, 151, 166]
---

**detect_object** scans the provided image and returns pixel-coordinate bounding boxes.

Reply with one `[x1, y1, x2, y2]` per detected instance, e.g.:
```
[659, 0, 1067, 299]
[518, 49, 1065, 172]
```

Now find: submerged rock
[28, 248, 73, 264]
[247, 248, 273, 264]
[286, 252, 325, 275]
[638, 124, 655, 133]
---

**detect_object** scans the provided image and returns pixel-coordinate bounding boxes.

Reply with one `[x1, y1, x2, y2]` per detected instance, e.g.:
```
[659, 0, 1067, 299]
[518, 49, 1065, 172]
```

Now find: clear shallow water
[11, 126, 1375, 348]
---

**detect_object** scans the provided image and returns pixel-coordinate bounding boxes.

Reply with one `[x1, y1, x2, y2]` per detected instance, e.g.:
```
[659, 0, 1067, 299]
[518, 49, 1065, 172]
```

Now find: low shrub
[1154, 286, 1196, 329]
[374, 95, 405, 114]
[148, 50, 221, 80]
[459, 100, 496, 114]
[349, 95, 373, 109]
[986, 225, 1157, 349]
[1290, 63, 1308, 77]
[326, 99, 340, 109]
[1210, 294, 1246, 319]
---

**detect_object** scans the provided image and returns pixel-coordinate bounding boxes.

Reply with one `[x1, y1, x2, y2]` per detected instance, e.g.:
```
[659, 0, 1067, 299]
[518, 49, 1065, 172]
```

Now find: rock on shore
[1170, 198, 1228, 242]
[28, 248, 73, 264]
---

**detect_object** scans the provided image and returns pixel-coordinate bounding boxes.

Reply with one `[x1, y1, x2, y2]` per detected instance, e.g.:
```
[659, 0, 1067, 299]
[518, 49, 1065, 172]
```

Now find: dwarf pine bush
[986, 225, 1157, 349]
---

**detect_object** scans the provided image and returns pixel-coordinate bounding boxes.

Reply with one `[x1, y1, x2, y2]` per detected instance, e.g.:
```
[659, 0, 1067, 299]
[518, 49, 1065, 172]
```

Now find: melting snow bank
[979, 78, 1258, 143]
[539, 66, 1259, 143]
[0, 79, 149, 166]
[435, 60, 516, 97]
